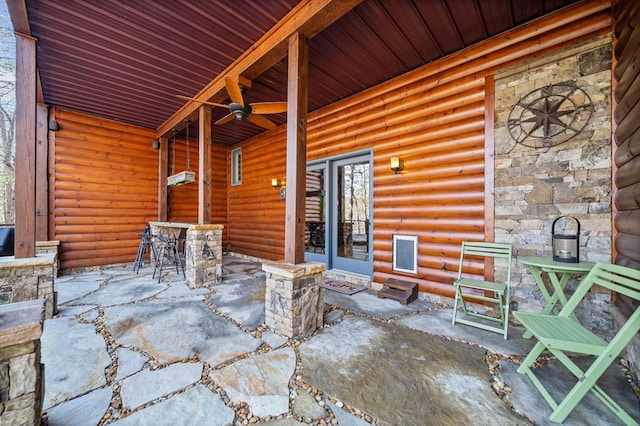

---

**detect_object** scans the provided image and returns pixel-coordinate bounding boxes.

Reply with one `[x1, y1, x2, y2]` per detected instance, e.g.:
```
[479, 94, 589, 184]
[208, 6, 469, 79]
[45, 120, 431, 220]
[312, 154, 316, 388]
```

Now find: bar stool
[152, 235, 185, 282]
[133, 224, 157, 273]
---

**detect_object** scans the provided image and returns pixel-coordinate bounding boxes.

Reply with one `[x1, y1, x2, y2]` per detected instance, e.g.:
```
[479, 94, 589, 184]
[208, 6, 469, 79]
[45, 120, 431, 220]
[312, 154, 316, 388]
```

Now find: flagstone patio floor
[41, 255, 640, 425]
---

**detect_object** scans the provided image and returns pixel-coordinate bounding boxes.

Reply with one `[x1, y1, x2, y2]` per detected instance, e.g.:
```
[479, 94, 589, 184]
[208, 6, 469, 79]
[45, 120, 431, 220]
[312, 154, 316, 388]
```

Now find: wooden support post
[15, 33, 37, 258]
[35, 103, 48, 241]
[157, 136, 168, 221]
[285, 32, 309, 264]
[198, 105, 212, 224]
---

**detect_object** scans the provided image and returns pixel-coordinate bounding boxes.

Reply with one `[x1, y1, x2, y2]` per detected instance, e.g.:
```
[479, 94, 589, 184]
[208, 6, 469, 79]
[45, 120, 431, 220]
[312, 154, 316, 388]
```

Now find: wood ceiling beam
[156, 0, 363, 138]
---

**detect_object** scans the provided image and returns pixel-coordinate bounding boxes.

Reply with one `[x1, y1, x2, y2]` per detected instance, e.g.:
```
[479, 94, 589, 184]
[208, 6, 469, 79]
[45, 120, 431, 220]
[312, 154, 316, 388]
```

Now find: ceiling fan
[177, 75, 287, 130]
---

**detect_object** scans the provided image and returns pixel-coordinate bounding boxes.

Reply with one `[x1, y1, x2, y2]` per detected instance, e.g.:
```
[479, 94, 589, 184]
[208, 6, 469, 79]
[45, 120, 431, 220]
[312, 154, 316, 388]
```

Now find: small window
[393, 235, 418, 274]
[231, 148, 242, 186]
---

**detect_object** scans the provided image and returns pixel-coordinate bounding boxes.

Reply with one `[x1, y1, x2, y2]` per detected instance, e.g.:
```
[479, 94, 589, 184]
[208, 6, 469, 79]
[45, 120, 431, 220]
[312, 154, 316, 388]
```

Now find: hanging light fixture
[167, 120, 196, 186]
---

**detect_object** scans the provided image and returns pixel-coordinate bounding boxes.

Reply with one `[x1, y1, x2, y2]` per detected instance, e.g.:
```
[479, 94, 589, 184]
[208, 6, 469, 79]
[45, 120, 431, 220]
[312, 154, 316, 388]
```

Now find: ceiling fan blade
[247, 114, 276, 130]
[250, 102, 287, 115]
[215, 113, 236, 126]
[225, 75, 245, 106]
[176, 95, 228, 109]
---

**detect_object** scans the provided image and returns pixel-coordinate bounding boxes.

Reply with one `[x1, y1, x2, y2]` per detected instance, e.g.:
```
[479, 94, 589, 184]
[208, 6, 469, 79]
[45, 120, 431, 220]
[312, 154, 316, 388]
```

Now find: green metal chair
[451, 241, 513, 339]
[514, 262, 640, 425]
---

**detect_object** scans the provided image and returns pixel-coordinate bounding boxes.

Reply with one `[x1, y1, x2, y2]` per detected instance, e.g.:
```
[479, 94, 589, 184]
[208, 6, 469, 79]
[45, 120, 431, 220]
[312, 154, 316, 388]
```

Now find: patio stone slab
[326, 401, 370, 426]
[70, 275, 166, 306]
[155, 281, 209, 299]
[500, 358, 640, 425]
[323, 288, 432, 319]
[113, 384, 235, 426]
[44, 386, 112, 426]
[41, 316, 110, 409]
[56, 305, 98, 317]
[299, 315, 526, 425]
[399, 308, 536, 357]
[116, 348, 148, 381]
[210, 347, 296, 418]
[209, 278, 265, 330]
[55, 279, 102, 305]
[120, 362, 203, 410]
[292, 389, 327, 420]
[103, 298, 262, 366]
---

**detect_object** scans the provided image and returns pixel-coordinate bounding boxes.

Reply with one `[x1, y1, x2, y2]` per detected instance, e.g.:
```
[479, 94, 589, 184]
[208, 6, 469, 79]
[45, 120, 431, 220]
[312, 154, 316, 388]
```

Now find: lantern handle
[552, 216, 580, 236]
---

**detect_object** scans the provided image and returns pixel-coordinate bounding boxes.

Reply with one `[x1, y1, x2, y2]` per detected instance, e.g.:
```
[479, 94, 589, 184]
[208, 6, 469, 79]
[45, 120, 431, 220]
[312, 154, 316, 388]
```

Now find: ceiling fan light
[233, 110, 246, 120]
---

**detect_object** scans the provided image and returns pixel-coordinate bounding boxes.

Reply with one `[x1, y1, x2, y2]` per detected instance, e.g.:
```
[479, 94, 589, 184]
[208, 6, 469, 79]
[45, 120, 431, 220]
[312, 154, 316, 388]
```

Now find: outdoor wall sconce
[390, 157, 404, 174]
[152, 140, 160, 149]
[271, 178, 286, 199]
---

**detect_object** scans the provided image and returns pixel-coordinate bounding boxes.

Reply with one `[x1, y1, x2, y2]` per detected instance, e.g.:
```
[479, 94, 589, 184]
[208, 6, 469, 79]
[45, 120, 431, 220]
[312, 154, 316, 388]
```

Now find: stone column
[185, 224, 224, 289]
[0, 299, 45, 425]
[262, 261, 325, 339]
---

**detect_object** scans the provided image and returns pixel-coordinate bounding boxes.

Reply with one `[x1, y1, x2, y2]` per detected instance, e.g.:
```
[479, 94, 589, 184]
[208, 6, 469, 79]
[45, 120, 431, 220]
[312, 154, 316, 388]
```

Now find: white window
[393, 235, 418, 274]
[231, 148, 242, 186]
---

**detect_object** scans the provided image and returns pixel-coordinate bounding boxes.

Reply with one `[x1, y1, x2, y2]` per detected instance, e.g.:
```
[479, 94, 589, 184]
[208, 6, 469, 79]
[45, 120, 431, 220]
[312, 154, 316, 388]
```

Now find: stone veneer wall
[494, 36, 613, 327]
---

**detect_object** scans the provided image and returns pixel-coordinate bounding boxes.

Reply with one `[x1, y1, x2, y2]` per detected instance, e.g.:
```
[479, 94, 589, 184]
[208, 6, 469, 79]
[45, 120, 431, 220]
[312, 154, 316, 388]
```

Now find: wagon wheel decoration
[507, 83, 594, 148]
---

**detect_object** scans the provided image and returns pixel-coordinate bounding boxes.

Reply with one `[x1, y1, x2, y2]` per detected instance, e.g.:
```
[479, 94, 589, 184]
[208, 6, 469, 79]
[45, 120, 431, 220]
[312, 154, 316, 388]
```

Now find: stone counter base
[0, 299, 45, 426]
[0, 254, 56, 319]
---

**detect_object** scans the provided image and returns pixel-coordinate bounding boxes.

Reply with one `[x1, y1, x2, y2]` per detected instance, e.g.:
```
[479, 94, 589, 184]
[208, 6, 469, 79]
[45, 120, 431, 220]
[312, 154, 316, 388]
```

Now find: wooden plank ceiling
[26, 0, 581, 146]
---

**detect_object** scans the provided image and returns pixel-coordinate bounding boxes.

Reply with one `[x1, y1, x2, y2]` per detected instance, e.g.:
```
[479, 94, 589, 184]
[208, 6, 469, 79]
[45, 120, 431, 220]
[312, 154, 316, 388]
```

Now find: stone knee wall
[0, 255, 57, 319]
[493, 35, 613, 318]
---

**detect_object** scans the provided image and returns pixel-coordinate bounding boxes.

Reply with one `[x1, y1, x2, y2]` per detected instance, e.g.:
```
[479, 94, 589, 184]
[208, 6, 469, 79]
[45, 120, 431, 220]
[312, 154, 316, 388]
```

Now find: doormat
[323, 280, 367, 295]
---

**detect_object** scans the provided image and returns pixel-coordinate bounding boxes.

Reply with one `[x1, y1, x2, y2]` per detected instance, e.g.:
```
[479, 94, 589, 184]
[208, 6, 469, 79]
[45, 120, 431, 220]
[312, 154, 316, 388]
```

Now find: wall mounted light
[271, 177, 286, 199]
[390, 157, 404, 174]
[152, 140, 161, 149]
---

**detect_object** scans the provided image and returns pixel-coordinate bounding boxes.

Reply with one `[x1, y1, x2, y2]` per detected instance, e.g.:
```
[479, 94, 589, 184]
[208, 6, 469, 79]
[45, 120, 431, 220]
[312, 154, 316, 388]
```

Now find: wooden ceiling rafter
[155, 0, 363, 138]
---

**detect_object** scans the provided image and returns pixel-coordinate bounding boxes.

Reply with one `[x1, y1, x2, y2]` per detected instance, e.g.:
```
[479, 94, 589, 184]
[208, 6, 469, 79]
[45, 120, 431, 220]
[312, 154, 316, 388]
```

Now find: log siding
[51, 108, 158, 270]
[227, 3, 611, 296]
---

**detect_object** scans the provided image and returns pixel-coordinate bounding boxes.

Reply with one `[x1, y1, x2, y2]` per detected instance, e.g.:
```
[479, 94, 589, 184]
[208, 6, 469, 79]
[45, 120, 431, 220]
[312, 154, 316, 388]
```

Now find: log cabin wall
[227, 127, 288, 260]
[51, 110, 229, 271]
[166, 136, 228, 242]
[612, 0, 640, 380]
[613, 1, 640, 273]
[50, 108, 158, 270]
[227, 2, 611, 297]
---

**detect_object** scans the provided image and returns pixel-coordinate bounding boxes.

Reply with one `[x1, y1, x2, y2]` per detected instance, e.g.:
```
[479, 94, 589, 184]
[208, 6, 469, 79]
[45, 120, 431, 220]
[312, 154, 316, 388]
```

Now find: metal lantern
[552, 216, 580, 263]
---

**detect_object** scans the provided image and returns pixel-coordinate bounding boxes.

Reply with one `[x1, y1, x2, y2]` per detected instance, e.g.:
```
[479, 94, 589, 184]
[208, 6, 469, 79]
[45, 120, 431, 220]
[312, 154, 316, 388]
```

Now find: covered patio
[3, 0, 640, 424]
[40, 256, 639, 425]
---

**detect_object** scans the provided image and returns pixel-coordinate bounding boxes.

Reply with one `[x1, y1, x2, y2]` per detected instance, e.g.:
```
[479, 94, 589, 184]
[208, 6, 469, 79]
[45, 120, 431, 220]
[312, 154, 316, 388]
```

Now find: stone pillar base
[185, 224, 224, 289]
[0, 299, 45, 426]
[262, 261, 326, 339]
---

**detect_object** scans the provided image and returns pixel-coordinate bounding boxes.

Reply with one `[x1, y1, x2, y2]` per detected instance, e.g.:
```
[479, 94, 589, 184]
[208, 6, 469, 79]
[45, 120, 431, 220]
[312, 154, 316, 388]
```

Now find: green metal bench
[514, 262, 640, 425]
[451, 242, 513, 339]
